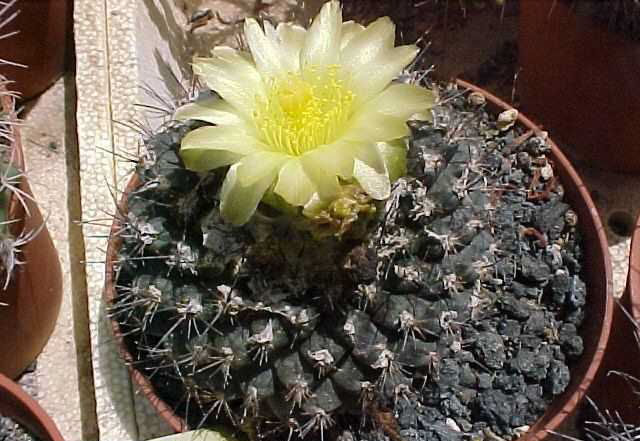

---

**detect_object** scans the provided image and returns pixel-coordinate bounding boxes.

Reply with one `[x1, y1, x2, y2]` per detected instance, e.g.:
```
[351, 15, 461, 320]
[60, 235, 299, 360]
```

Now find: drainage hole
[607, 210, 635, 237]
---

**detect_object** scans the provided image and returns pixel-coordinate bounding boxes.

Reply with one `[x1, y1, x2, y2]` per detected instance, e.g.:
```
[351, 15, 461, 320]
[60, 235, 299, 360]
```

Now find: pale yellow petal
[181, 149, 240, 172]
[302, 193, 324, 217]
[244, 19, 283, 78]
[180, 126, 263, 172]
[347, 45, 419, 105]
[236, 151, 287, 187]
[302, 141, 356, 179]
[273, 158, 316, 206]
[300, 154, 341, 200]
[376, 140, 407, 182]
[211, 46, 253, 61]
[220, 163, 276, 225]
[340, 21, 365, 49]
[193, 48, 264, 117]
[354, 158, 391, 200]
[343, 111, 410, 143]
[300, 0, 342, 69]
[352, 142, 387, 174]
[350, 142, 406, 197]
[351, 143, 391, 199]
[277, 23, 306, 72]
[264, 20, 278, 40]
[174, 97, 243, 126]
[365, 83, 435, 119]
[340, 83, 432, 144]
[341, 17, 395, 70]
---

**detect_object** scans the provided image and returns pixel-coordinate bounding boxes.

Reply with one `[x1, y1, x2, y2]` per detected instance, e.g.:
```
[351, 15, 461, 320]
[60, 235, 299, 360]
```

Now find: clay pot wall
[0, 0, 72, 100]
[518, 0, 640, 173]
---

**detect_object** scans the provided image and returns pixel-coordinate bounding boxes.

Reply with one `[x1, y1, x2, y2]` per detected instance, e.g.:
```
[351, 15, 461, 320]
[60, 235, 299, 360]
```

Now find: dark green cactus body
[111, 87, 586, 441]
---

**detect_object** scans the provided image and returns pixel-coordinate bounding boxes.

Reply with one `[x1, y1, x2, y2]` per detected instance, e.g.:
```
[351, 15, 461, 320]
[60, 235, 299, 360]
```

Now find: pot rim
[0, 373, 65, 441]
[104, 79, 614, 438]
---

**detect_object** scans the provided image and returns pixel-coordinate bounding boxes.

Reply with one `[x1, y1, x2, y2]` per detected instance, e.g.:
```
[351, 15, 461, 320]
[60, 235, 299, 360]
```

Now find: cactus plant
[0, 0, 63, 379]
[0, 76, 37, 291]
[109, 2, 588, 440]
[0, 0, 32, 291]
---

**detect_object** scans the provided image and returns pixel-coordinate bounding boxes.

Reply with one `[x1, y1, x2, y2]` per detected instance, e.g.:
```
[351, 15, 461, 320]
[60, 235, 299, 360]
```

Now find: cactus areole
[106, 3, 607, 441]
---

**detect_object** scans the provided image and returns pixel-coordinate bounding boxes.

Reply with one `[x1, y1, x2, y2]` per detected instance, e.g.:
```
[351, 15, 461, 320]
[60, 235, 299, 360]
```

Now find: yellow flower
[176, 1, 434, 225]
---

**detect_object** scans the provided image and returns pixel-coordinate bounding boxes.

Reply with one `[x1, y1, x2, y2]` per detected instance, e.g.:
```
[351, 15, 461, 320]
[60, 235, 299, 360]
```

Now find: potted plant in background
[0, 372, 64, 441]
[0, 2, 63, 386]
[0, 4, 65, 439]
[0, 0, 72, 101]
[518, 0, 640, 173]
[105, 2, 612, 440]
[629, 213, 640, 374]
[586, 212, 640, 428]
[0, 76, 63, 379]
[0, 0, 65, 384]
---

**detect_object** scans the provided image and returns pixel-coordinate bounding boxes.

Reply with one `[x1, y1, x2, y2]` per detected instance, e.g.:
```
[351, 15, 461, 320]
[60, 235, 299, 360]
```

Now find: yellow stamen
[253, 65, 355, 156]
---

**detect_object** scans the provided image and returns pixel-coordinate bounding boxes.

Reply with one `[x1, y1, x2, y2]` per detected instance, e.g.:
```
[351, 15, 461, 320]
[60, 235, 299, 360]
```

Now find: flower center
[253, 65, 355, 156]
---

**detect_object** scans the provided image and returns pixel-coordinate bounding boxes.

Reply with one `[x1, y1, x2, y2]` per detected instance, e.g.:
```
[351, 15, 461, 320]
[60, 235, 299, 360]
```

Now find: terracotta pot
[0, 0, 71, 101]
[0, 373, 64, 441]
[588, 214, 640, 424]
[104, 80, 614, 437]
[0, 90, 63, 378]
[630, 213, 640, 350]
[518, 0, 640, 173]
